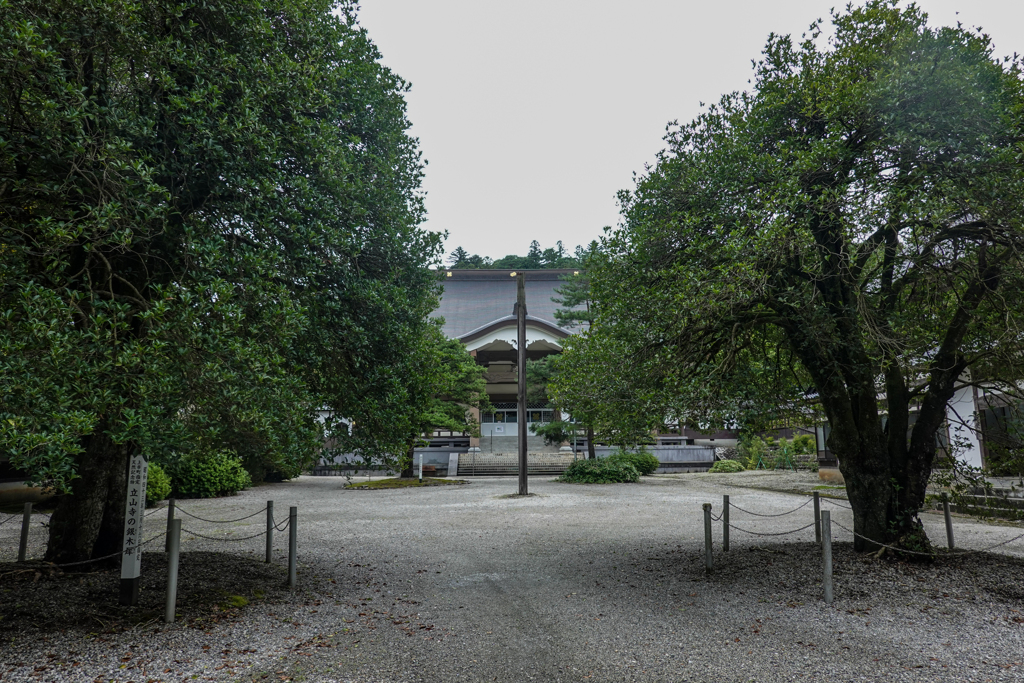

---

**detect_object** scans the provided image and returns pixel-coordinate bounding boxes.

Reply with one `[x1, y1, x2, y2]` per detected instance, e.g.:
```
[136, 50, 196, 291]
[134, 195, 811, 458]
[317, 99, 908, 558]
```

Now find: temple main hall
[433, 269, 581, 453]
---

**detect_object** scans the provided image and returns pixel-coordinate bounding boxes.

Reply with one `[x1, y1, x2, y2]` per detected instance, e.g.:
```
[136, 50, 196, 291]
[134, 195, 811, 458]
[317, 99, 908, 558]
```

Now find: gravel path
[2, 474, 1023, 682]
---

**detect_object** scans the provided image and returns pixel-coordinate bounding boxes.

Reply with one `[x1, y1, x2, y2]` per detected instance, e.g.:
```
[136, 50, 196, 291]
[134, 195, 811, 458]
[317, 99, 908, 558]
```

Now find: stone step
[959, 494, 1024, 510]
[967, 486, 1024, 499]
[950, 503, 1024, 520]
[456, 454, 580, 476]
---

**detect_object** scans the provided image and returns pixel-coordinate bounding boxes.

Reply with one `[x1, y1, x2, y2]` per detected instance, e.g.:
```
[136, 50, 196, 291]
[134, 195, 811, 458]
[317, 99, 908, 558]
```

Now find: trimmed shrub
[709, 459, 745, 474]
[738, 436, 769, 469]
[607, 449, 660, 476]
[172, 449, 252, 498]
[557, 458, 640, 484]
[146, 462, 172, 505]
[790, 434, 816, 455]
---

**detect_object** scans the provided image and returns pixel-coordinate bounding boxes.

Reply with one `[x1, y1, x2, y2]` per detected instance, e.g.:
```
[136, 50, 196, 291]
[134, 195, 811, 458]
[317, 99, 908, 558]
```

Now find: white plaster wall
[946, 386, 983, 469]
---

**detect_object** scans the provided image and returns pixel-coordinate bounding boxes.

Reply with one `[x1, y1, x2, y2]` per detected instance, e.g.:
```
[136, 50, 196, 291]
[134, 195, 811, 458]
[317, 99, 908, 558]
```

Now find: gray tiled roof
[433, 270, 582, 339]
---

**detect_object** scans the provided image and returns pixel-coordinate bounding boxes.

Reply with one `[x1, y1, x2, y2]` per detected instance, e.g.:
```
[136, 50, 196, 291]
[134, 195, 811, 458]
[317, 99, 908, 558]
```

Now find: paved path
[2, 474, 1023, 682]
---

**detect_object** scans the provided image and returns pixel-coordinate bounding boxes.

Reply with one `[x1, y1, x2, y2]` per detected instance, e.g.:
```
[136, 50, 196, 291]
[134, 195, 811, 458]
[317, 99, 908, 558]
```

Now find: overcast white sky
[356, 1, 1024, 261]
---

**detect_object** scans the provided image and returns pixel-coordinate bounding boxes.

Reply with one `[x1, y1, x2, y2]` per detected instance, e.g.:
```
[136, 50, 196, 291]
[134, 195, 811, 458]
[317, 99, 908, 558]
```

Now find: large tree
[394, 322, 490, 478]
[554, 2, 1024, 550]
[0, 0, 442, 562]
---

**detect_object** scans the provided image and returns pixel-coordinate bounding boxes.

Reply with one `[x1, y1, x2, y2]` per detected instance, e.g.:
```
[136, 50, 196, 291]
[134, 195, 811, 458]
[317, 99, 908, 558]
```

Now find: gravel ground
[1, 473, 1023, 683]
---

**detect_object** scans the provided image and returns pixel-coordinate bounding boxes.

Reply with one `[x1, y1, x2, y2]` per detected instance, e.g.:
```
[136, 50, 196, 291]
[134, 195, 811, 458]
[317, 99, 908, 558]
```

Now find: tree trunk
[46, 426, 131, 565]
[587, 426, 596, 460]
[400, 442, 415, 478]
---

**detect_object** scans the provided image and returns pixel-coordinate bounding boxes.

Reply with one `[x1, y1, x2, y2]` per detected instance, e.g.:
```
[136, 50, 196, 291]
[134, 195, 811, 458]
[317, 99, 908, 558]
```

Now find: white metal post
[164, 518, 181, 623]
[822, 510, 833, 604]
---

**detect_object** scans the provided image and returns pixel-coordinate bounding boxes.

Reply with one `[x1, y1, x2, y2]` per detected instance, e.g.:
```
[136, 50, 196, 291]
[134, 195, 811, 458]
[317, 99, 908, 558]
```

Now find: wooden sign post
[120, 453, 149, 606]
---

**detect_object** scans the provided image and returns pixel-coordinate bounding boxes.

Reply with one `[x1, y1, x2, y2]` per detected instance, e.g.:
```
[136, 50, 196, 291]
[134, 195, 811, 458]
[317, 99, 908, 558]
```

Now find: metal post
[17, 502, 32, 562]
[418, 452, 423, 483]
[516, 272, 528, 496]
[813, 492, 821, 545]
[288, 506, 297, 589]
[165, 498, 176, 553]
[164, 518, 181, 623]
[822, 510, 833, 605]
[722, 495, 730, 552]
[942, 493, 955, 550]
[703, 503, 713, 572]
[265, 501, 274, 563]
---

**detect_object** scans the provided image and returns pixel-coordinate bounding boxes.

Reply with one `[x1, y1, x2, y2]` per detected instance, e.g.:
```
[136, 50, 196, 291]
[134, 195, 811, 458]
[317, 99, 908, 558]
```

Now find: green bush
[790, 434, 816, 455]
[557, 458, 640, 484]
[172, 449, 252, 498]
[709, 459, 745, 473]
[607, 449, 660, 476]
[146, 462, 172, 505]
[738, 436, 769, 469]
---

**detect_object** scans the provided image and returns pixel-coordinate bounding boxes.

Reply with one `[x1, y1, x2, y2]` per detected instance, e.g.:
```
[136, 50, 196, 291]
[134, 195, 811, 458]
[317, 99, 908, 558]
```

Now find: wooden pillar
[517, 272, 528, 495]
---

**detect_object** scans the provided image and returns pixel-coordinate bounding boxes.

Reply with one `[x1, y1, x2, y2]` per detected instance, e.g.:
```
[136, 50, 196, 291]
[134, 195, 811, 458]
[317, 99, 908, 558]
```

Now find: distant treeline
[446, 240, 597, 270]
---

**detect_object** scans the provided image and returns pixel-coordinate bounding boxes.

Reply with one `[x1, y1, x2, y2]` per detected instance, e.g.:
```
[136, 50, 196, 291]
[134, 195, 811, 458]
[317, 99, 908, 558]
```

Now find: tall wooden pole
[517, 272, 528, 495]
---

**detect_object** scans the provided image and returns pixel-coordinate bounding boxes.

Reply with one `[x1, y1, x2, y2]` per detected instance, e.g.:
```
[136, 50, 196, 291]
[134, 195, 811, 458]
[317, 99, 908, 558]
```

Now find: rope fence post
[702, 503, 713, 572]
[288, 506, 297, 589]
[821, 510, 833, 605]
[942, 493, 955, 550]
[265, 501, 274, 563]
[165, 498, 175, 553]
[722, 495, 730, 552]
[164, 518, 181, 623]
[813, 492, 821, 545]
[18, 502, 32, 562]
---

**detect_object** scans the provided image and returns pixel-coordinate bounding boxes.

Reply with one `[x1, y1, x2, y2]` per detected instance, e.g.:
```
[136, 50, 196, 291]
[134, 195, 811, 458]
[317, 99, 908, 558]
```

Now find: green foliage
[0, 0, 442, 499]
[709, 459, 746, 473]
[531, 419, 576, 447]
[606, 449, 660, 475]
[171, 450, 252, 498]
[738, 435, 816, 470]
[446, 241, 586, 270]
[790, 435, 816, 456]
[525, 356, 558, 404]
[554, 1, 1024, 548]
[557, 458, 640, 484]
[552, 241, 599, 329]
[738, 437, 770, 469]
[370, 323, 490, 475]
[146, 463, 172, 505]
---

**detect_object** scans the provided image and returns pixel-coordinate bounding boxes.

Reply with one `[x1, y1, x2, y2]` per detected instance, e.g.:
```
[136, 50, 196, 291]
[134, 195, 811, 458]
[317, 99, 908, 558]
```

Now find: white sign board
[121, 454, 149, 580]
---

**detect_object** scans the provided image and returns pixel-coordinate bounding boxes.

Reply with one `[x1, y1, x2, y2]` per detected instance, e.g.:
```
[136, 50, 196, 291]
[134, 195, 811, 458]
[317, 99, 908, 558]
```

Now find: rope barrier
[831, 518, 1024, 557]
[727, 522, 816, 537]
[820, 498, 852, 509]
[47, 532, 167, 569]
[181, 527, 268, 542]
[174, 505, 268, 524]
[0, 514, 17, 527]
[270, 513, 290, 532]
[729, 498, 812, 518]
[965, 530, 1024, 553]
